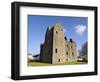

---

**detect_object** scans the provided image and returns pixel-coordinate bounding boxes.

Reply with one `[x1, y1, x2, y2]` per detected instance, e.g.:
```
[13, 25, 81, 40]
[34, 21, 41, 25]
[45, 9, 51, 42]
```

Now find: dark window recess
[67, 45, 68, 48]
[72, 53, 74, 59]
[71, 46, 72, 48]
[58, 59, 60, 62]
[66, 52, 68, 55]
[55, 49, 57, 53]
[56, 31, 58, 34]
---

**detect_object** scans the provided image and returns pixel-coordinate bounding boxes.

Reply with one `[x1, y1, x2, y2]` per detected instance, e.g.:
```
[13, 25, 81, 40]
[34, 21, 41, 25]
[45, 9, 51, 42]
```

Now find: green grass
[28, 61, 87, 66]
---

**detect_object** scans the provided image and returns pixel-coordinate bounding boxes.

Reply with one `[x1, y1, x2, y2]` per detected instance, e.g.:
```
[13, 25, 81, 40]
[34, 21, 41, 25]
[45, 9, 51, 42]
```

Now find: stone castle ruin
[40, 22, 77, 64]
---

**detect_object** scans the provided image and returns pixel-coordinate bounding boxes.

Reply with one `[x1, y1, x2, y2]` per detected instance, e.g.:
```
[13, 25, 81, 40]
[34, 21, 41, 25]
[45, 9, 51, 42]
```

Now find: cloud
[63, 28, 67, 33]
[75, 24, 86, 35]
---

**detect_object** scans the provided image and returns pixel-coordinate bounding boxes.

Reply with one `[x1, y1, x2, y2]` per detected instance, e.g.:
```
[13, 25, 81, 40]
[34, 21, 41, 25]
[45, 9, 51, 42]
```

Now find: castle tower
[40, 26, 53, 63]
[52, 22, 66, 64]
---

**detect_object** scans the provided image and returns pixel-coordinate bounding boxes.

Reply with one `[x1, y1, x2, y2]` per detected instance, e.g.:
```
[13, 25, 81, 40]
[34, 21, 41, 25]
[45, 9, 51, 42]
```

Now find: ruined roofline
[47, 22, 76, 43]
[64, 36, 76, 43]
[55, 21, 62, 26]
[47, 21, 63, 30]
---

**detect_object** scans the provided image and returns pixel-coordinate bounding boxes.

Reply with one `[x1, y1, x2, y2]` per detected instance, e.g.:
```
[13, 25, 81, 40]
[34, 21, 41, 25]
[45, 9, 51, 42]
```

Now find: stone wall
[40, 22, 77, 64]
[52, 22, 66, 64]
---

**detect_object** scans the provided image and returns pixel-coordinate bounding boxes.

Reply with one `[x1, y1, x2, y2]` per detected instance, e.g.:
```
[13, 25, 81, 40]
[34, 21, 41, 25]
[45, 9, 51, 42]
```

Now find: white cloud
[75, 24, 86, 35]
[63, 28, 67, 33]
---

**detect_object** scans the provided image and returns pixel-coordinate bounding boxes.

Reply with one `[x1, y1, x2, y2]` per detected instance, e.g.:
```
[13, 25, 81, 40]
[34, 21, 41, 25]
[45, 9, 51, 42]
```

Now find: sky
[28, 15, 87, 55]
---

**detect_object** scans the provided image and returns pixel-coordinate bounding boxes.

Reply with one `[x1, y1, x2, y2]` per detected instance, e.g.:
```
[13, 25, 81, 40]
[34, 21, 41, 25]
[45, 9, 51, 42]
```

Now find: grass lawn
[28, 61, 87, 66]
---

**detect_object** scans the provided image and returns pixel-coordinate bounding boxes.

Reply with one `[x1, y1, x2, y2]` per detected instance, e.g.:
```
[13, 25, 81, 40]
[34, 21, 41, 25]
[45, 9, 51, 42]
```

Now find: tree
[78, 42, 88, 62]
[81, 42, 88, 56]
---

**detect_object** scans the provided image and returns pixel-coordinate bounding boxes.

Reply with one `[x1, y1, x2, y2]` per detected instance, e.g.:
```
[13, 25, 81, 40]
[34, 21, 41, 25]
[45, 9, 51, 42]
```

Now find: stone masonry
[40, 22, 77, 64]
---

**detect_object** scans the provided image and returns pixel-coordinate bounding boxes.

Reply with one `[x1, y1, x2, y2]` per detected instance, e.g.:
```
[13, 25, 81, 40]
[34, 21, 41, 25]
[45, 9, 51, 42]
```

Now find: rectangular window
[72, 52, 74, 59]
[55, 49, 57, 53]
[56, 31, 58, 34]
[67, 45, 68, 48]
[58, 59, 60, 62]
[66, 52, 68, 55]
[71, 46, 72, 48]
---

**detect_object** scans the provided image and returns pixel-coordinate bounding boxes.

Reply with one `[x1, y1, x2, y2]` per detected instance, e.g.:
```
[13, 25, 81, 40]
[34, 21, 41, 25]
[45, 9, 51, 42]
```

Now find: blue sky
[28, 15, 87, 55]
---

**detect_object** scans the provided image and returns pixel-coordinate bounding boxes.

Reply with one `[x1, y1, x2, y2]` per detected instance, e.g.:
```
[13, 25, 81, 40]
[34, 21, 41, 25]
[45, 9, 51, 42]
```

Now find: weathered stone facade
[40, 22, 77, 64]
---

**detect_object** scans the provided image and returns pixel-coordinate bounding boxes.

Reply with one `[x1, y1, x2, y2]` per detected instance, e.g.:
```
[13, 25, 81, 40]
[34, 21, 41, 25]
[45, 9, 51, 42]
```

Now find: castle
[40, 22, 77, 64]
